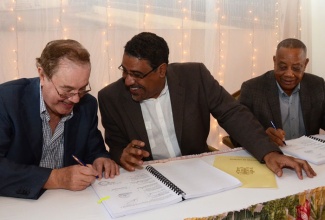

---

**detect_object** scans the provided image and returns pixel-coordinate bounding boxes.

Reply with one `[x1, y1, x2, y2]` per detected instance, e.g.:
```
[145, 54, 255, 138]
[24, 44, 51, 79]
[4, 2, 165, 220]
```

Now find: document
[91, 157, 242, 218]
[282, 135, 325, 165]
[213, 155, 277, 188]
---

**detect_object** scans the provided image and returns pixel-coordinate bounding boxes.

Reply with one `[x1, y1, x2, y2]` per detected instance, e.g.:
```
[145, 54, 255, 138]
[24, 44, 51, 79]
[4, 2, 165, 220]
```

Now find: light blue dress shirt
[276, 82, 306, 140]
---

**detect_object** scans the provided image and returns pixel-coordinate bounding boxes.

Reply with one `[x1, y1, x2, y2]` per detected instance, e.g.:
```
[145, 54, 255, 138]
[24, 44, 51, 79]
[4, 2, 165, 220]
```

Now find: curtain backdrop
[0, 0, 307, 150]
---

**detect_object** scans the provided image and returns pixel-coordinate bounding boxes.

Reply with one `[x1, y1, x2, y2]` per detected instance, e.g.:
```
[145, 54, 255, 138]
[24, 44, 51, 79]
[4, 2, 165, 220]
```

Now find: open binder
[146, 165, 185, 197]
[282, 135, 325, 165]
[92, 157, 242, 218]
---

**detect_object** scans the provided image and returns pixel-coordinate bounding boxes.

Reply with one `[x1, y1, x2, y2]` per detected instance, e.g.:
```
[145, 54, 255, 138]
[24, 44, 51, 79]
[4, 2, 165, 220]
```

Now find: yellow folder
[213, 155, 277, 188]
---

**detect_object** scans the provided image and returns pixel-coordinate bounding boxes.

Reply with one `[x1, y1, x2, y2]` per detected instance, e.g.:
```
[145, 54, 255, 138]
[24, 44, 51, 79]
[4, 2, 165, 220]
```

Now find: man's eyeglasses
[50, 79, 91, 99]
[118, 65, 158, 80]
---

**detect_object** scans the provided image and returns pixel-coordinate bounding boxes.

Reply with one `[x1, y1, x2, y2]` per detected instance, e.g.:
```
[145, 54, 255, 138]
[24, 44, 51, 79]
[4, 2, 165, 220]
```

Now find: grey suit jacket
[240, 70, 325, 135]
[98, 63, 280, 164]
[0, 78, 110, 199]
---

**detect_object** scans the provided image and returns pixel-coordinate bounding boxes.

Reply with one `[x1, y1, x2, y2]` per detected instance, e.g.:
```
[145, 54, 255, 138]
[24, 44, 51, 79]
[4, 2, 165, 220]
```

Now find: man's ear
[304, 58, 310, 68]
[158, 63, 167, 78]
[38, 67, 46, 86]
[272, 55, 277, 69]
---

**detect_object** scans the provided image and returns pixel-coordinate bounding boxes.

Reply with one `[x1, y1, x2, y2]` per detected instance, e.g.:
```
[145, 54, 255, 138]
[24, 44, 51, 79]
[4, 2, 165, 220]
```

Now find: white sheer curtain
[0, 0, 308, 149]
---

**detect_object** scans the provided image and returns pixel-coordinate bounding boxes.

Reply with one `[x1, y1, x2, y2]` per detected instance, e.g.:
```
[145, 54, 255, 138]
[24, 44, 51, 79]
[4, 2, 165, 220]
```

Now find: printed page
[213, 155, 277, 188]
[91, 168, 182, 218]
[150, 158, 242, 199]
[283, 136, 325, 165]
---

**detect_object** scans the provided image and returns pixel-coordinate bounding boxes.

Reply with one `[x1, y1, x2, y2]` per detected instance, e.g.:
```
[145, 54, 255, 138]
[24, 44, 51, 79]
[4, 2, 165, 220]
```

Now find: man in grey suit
[240, 38, 325, 146]
[98, 32, 316, 179]
[0, 39, 119, 199]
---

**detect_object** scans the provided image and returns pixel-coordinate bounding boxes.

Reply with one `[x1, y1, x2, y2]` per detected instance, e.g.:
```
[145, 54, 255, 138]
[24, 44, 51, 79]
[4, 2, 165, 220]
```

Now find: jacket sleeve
[83, 96, 111, 163]
[98, 86, 128, 165]
[198, 64, 281, 161]
[0, 95, 51, 199]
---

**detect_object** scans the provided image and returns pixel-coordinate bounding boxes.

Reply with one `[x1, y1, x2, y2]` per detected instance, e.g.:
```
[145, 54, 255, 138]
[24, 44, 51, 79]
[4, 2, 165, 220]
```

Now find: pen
[72, 154, 99, 178]
[133, 145, 142, 150]
[270, 121, 287, 146]
[132, 144, 142, 150]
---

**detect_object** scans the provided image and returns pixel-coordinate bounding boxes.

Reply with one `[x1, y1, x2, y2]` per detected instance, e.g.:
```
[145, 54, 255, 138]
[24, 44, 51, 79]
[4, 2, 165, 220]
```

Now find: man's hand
[93, 157, 120, 179]
[120, 140, 150, 171]
[263, 151, 317, 179]
[43, 165, 99, 191]
[266, 127, 286, 146]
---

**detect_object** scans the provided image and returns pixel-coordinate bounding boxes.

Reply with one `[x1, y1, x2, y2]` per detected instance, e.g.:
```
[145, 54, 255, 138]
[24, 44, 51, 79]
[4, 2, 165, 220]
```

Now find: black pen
[72, 154, 99, 178]
[270, 121, 287, 146]
[133, 145, 142, 150]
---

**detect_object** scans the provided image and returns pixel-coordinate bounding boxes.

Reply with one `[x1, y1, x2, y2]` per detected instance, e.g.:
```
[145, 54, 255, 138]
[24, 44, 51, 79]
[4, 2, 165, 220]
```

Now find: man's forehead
[276, 48, 306, 60]
[277, 47, 306, 56]
[122, 54, 150, 68]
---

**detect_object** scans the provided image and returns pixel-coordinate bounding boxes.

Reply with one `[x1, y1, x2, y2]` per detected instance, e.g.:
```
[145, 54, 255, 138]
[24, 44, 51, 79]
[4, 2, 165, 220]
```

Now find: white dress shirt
[140, 80, 181, 160]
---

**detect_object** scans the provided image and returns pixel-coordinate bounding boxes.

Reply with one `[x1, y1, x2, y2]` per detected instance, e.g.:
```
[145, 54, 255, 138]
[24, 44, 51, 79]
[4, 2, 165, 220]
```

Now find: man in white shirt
[98, 32, 316, 180]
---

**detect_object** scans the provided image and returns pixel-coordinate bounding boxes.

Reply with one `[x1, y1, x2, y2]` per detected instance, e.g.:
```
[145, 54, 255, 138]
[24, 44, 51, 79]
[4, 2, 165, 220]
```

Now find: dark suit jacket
[0, 78, 110, 199]
[240, 70, 325, 135]
[98, 63, 280, 165]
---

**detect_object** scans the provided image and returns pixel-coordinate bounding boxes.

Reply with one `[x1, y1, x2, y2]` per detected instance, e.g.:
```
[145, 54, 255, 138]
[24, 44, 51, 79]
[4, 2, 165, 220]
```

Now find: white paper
[150, 158, 242, 199]
[282, 136, 325, 165]
[92, 157, 242, 218]
[92, 169, 182, 218]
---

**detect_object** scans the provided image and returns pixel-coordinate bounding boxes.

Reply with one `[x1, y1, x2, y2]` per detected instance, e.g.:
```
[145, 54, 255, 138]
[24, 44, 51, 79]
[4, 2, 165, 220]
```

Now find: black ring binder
[146, 165, 185, 196]
[308, 135, 325, 143]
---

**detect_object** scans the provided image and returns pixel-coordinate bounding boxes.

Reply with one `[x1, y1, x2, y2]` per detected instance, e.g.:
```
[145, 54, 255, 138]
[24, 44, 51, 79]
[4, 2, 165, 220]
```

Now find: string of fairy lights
[274, 1, 281, 44]
[298, 0, 302, 39]
[249, 2, 257, 78]
[10, 0, 19, 80]
[182, 1, 190, 62]
[215, 0, 225, 146]
[214, 0, 284, 148]
[6, 0, 304, 149]
[104, 1, 113, 88]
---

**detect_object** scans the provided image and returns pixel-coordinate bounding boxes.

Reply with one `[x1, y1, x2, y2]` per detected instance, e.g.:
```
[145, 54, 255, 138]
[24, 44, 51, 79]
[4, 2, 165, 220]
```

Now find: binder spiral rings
[308, 135, 325, 143]
[146, 165, 185, 196]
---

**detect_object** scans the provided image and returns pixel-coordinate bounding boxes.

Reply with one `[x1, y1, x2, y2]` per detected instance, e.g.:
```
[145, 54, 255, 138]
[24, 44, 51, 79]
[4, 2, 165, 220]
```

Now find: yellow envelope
[213, 155, 277, 188]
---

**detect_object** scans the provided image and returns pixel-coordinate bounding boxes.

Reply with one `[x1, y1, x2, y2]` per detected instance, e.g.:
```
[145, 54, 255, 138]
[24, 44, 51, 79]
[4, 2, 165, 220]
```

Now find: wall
[311, 0, 325, 78]
[301, 0, 325, 77]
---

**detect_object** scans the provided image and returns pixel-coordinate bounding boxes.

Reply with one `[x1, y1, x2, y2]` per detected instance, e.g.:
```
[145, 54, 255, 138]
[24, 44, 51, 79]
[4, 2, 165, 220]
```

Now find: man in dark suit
[0, 39, 119, 199]
[240, 38, 325, 146]
[98, 32, 316, 180]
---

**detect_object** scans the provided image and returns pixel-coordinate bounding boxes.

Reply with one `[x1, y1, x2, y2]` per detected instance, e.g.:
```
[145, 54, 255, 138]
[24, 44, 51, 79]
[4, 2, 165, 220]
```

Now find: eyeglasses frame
[118, 64, 160, 80]
[49, 78, 91, 99]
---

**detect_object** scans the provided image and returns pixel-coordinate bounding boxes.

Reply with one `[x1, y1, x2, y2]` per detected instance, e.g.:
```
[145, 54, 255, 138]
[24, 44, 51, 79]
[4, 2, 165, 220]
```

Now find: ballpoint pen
[72, 154, 99, 178]
[132, 145, 142, 150]
[270, 121, 287, 146]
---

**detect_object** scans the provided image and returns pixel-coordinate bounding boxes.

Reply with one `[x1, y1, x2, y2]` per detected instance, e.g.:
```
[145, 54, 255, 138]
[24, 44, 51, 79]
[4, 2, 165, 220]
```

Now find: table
[1, 149, 324, 220]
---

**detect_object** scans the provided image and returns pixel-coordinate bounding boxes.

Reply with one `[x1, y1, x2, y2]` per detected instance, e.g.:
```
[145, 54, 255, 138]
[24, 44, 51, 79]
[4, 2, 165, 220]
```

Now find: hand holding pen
[72, 154, 99, 178]
[43, 156, 99, 191]
[120, 140, 150, 171]
[268, 121, 287, 146]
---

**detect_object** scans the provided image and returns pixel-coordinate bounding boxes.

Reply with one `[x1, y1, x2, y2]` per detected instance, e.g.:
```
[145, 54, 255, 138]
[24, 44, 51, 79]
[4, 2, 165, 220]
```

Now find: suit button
[16, 187, 31, 196]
